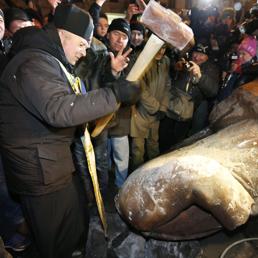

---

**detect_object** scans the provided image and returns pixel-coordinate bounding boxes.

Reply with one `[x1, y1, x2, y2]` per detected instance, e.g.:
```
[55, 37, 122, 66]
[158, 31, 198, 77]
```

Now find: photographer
[172, 42, 220, 139]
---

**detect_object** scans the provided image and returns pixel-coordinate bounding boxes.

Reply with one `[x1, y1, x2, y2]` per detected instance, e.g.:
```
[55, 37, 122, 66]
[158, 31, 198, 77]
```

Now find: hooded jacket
[0, 24, 118, 195]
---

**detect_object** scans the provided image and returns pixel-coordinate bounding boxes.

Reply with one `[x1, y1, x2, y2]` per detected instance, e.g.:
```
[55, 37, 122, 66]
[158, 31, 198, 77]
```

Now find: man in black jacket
[162, 41, 220, 148]
[0, 4, 139, 258]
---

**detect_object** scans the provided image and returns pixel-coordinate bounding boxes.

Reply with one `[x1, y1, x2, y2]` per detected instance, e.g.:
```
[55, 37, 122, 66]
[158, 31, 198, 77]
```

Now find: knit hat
[130, 22, 145, 36]
[238, 36, 257, 57]
[108, 18, 130, 38]
[54, 4, 93, 42]
[4, 8, 30, 30]
[192, 42, 209, 55]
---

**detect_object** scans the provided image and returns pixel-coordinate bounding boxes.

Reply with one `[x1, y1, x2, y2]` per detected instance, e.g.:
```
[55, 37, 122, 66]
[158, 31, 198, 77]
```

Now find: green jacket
[131, 56, 171, 138]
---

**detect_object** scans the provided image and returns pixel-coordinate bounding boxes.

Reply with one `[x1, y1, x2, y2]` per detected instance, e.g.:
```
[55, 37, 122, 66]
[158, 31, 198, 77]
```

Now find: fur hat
[54, 4, 94, 42]
[238, 36, 257, 57]
[108, 18, 130, 38]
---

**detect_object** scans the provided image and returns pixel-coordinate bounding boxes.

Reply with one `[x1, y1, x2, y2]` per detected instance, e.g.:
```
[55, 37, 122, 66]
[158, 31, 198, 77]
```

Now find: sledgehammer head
[140, 0, 194, 50]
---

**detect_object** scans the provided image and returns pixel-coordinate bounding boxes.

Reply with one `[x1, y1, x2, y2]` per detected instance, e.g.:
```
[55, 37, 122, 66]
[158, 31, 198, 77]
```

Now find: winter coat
[0, 25, 118, 196]
[172, 59, 220, 135]
[75, 37, 114, 91]
[174, 60, 220, 109]
[130, 56, 171, 138]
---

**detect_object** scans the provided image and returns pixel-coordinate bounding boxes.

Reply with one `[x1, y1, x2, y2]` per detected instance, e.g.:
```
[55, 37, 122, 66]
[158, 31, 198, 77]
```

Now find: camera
[183, 61, 193, 70]
[182, 52, 193, 70]
[221, 51, 239, 72]
[227, 52, 239, 62]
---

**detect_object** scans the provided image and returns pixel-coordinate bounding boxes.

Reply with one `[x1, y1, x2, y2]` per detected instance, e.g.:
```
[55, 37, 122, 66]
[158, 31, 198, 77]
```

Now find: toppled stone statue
[115, 80, 258, 240]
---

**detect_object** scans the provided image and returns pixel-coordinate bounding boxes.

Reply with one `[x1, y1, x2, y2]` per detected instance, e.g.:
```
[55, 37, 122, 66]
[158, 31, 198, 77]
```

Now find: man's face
[131, 30, 144, 47]
[8, 20, 34, 35]
[0, 15, 4, 40]
[59, 29, 91, 65]
[191, 51, 208, 65]
[96, 17, 108, 38]
[107, 30, 128, 53]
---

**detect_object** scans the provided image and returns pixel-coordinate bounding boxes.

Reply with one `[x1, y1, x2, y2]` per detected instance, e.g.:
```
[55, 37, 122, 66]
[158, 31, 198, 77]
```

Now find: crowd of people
[0, 0, 257, 257]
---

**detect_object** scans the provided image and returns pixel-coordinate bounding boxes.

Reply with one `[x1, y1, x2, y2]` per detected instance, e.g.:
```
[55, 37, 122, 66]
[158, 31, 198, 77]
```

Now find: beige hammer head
[140, 0, 194, 50]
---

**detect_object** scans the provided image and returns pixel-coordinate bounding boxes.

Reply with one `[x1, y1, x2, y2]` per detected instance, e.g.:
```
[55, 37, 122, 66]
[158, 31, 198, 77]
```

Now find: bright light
[197, 0, 217, 9]
[234, 2, 242, 11]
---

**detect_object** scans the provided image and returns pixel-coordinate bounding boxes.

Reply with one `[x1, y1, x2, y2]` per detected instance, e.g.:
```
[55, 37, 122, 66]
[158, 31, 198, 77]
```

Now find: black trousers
[20, 176, 88, 258]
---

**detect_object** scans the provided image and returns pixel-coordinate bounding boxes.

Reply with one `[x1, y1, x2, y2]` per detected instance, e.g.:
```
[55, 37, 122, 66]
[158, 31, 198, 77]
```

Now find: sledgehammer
[91, 0, 194, 137]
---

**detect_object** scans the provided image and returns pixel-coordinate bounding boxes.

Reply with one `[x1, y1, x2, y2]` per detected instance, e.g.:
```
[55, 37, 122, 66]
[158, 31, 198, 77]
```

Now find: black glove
[156, 110, 166, 120]
[111, 79, 140, 106]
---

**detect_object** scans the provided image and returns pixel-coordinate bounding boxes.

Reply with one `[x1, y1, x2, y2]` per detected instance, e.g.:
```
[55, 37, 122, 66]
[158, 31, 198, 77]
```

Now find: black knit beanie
[108, 18, 131, 39]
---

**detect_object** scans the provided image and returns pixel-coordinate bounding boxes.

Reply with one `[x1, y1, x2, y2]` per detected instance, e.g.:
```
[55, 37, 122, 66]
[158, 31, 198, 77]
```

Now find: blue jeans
[109, 136, 129, 188]
[0, 155, 24, 240]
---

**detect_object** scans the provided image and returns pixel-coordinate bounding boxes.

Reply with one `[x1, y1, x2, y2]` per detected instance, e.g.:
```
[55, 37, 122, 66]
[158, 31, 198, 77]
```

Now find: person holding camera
[171, 41, 220, 140]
